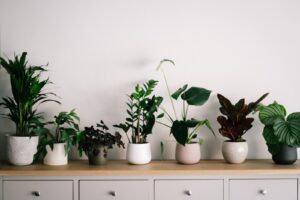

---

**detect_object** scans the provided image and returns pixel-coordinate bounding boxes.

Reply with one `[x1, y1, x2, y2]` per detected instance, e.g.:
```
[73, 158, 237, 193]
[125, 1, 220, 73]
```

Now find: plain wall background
[0, 0, 299, 160]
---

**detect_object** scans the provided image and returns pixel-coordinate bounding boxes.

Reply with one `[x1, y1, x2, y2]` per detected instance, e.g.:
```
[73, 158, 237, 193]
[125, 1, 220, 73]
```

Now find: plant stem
[156, 121, 171, 128]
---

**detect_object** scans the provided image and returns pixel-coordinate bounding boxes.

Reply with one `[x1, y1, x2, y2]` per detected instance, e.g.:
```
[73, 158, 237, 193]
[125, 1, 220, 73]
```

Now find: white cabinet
[230, 179, 298, 200]
[155, 179, 223, 200]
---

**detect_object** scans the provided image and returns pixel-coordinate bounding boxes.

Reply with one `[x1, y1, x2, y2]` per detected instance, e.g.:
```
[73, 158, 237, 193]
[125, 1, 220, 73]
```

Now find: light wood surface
[0, 160, 300, 176]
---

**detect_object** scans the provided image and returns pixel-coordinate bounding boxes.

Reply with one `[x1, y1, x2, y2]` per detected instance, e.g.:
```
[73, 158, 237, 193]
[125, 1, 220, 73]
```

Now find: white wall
[0, 0, 300, 160]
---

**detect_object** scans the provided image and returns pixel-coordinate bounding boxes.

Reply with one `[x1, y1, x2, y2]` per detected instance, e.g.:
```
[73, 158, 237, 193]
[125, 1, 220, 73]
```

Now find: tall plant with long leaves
[0, 52, 59, 136]
[114, 80, 164, 143]
[157, 59, 215, 145]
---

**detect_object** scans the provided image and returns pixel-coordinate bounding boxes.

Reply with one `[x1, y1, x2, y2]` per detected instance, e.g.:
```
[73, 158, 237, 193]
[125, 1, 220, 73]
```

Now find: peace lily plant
[157, 59, 215, 164]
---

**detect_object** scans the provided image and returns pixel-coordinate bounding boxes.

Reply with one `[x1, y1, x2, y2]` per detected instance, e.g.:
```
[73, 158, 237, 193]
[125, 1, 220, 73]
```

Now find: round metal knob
[185, 190, 192, 196]
[32, 191, 41, 197]
[109, 191, 117, 197]
[260, 190, 267, 195]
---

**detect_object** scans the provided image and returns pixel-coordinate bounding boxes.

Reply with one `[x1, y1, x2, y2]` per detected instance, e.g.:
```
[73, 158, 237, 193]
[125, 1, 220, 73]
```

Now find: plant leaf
[259, 102, 286, 125]
[181, 87, 211, 106]
[171, 84, 188, 100]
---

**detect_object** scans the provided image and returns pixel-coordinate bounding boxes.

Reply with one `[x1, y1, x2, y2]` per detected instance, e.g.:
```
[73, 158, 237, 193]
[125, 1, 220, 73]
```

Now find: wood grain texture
[0, 160, 300, 176]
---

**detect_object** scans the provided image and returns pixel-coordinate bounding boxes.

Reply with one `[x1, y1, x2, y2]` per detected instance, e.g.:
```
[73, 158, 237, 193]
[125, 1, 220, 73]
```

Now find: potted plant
[157, 59, 215, 164]
[0, 52, 59, 165]
[77, 121, 125, 165]
[35, 109, 80, 165]
[114, 79, 163, 165]
[217, 93, 268, 164]
[258, 102, 300, 165]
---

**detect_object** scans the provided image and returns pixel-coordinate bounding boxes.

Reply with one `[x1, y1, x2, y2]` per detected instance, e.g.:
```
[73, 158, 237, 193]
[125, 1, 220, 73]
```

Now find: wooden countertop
[0, 160, 300, 176]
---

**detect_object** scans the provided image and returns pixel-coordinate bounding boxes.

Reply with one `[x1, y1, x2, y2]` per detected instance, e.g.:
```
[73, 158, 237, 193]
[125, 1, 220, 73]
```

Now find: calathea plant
[157, 59, 215, 146]
[217, 93, 269, 142]
[35, 109, 80, 160]
[0, 52, 60, 136]
[114, 80, 163, 143]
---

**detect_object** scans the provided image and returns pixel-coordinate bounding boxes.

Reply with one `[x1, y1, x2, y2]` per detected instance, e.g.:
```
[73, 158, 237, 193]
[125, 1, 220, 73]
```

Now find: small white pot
[6, 135, 39, 166]
[126, 143, 151, 165]
[161, 139, 176, 160]
[222, 141, 248, 164]
[175, 143, 201, 164]
[43, 143, 68, 166]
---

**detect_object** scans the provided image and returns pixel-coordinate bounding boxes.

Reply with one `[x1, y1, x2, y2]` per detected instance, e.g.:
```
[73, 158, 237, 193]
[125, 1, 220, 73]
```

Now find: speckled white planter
[175, 143, 201, 164]
[44, 143, 68, 166]
[222, 141, 248, 164]
[6, 135, 39, 166]
[127, 143, 151, 165]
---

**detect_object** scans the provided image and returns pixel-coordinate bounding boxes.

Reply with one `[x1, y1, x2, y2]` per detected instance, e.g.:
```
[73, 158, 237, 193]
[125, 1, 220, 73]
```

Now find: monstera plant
[217, 93, 268, 164]
[258, 102, 300, 164]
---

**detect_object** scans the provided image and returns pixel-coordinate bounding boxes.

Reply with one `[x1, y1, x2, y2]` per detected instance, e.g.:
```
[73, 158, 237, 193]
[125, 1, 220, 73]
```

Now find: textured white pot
[222, 141, 248, 164]
[175, 143, 201, 164]
[6, 135, 39, 166]
[44, 143, 68, 166]
[127, 143, 151, 165]
[161, 139, 176, 160]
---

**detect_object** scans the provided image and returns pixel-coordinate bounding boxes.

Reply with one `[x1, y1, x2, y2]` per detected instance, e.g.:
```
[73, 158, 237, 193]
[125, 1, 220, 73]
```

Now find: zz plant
[157, 59, 215, 145]
[114, 80, 163, 143]
[217, 93, 268, 142]
[0, 52, 59, 136]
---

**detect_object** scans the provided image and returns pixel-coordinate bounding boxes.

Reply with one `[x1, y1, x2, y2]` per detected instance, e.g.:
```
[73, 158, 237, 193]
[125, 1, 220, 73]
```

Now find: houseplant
[0, 52, 59, 165]
[114, 79, 163, 164]
[35, 109, 80, 165]
[78, 121, 125, 165]
[157, 59, 215, 164]
[217, 93, 268, 164]
[258, 102, 300, 164]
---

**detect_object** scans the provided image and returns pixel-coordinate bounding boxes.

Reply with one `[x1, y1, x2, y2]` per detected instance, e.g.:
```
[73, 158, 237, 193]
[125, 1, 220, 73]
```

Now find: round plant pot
[175, 143, 201, 164]
[272, 144, 297, 165]
[222, 141, 248, 164]
[127, 143, 151, 165]
[6, 135, 39, 166]
[161, 139, 176, 160]
[87, 145, 108, 165]
[43, 143, 68, 166]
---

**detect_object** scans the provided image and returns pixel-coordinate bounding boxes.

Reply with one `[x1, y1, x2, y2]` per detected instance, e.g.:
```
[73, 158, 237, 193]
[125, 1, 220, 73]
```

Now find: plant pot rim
[224, 140, 247, 143]
[177, 142, 200, 146]
[128, 142, 150, 145]
[5, 134, 39, 138]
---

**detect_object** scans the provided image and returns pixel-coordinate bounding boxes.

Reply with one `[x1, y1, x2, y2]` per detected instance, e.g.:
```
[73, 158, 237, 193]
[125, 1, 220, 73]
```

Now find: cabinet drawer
[155, 179, 223, 200]
[79, 180, 150, 200]
[3, 180, 73, 200]
[230, 179, 297, 200]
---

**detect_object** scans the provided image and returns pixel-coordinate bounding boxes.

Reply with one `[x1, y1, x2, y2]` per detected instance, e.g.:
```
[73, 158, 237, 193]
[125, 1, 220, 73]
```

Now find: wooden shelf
[0, 160, 300, 176]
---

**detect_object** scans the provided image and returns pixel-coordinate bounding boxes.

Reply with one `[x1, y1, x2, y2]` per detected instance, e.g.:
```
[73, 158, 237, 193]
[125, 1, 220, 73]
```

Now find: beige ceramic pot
[175, 143, 201, 164]
[222, 141, 248, 164]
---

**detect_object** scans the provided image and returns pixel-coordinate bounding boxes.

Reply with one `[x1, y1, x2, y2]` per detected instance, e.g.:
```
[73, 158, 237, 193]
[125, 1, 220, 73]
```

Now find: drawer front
[3, 180, 73, 200]
[80, 180, 150, 200]
[230, 179, 297, 200]
[155, 180, 223, 200]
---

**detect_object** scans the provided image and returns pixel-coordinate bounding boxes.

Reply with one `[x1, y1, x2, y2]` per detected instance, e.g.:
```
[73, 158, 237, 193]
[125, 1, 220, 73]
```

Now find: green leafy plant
[217, 93, 269, 142]
[258, 102, 300, 155]
[0, 52, 59, 136]
[77, 120, 125, 157]
[35, 109, 80, 159]
[157, 59, 215, 145]
[114, 80, 164, 143]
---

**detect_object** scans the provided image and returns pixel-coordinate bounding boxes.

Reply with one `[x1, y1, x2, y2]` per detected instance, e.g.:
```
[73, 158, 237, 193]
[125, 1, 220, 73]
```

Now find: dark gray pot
[272, 144, 297, 165]
[87, 145, 108, 165]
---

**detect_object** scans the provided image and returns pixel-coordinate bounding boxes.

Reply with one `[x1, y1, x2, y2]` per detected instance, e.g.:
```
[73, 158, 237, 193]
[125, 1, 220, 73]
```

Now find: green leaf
[181, 87, 211, 106]
[171, 120, 188, 145]
[157, 113, 164, 118]
[259, 102, 286, 125]
[273, 117, 300, 147]
[171, 84, 188, 100]
[262, 125, 279, 144]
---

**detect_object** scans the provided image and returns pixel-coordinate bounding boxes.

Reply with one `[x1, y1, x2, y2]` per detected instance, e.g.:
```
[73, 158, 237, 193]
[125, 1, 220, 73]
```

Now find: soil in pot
[272, 144, 297, 165]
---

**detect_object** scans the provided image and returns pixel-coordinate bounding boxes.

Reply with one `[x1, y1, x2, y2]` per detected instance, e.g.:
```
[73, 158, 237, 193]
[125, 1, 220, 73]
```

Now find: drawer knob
[109, 191, 117, 197]
[185, 190, 192, 196]
[260, 190, 267, 195]
[32, 191, 41, 197]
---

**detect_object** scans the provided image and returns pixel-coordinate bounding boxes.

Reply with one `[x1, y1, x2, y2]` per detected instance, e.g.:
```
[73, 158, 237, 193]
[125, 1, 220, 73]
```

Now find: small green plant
[157, 59, 215, 145]
[35, 109, 80, 159]
[77, 121, 125, 157]
[114, 80, 164, 143]
[258, 102, 300, 155]
[217, 93, 269, 142]
[0, 52, 59, 136]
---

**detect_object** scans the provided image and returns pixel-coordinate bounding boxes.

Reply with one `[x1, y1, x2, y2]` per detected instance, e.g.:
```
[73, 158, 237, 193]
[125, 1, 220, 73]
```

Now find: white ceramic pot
[161, 139, 176, 160]
[44, 143, 68, 166]
[175, 143, 201, 164]
[126, 143, 151, 165]
[6, 135, 39, 166]
[222, 141, 248, 164]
